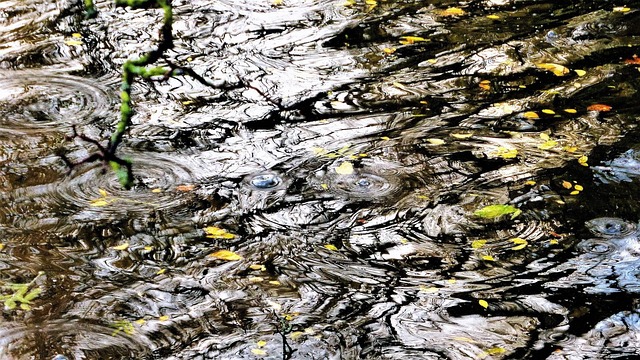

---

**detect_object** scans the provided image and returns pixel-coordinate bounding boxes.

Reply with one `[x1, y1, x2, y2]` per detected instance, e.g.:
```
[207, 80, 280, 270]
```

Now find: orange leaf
[176, 184, 195, 191]
[624, 55, 640, 65]
[587, 104, 612, 112]
[536, 63, 570, 76]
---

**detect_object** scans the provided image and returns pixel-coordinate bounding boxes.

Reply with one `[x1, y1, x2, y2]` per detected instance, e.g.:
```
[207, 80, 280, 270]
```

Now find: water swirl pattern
[2, 0, 640, 359]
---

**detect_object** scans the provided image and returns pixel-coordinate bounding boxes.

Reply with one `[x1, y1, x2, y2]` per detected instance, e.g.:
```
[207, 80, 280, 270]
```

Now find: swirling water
[2, 0, 640, 359]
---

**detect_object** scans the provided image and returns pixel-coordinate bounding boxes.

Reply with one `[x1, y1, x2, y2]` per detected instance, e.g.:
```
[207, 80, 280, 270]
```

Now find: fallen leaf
[578, 155, 589, 166]
[613, 6, 631, 12]
[474, 204, 521, 220]
[204, 226, 236, 239]
[624, 55, 640, 64]
[335, 161, 354, 175]
[251, 349, 267, 356]
[159, 315, 169, 321]
[564, 108, 577, 114]
[257, 340, 267, 347]
[90, 199, 110, 207]
[574, 69, 586, 76]
[491, 147, 518, 159]
[441, 7, 466, 16]
[479, 299, 489, 308]
[570, 190, 580, 195]
[481, 255, 496, 261]
[471, 240, 487, 249]
[562, 180, 573, 189]
[427, 138, 445, 145]
[450, 133, 474, 139]
[210, 250, 243, 261]
[399, 36, 430, 45]
[587, 104, 612, 112]
[522, 111, 539, 119]
[536, 63, 570, 76]
[72, 33, 82, 38]
[382, 47, 396, 54]
[486, 14, 500, 19]
[176, 184, 195, 191]
[542, 109, 555, 115]
[479, 80, 491, 91]
[64, 40, 83, 46]
[112, 242, 129, 251]
[538, 140, 558, 150]
[324, 244, 338, 251]
[510, 237, 528, 250]
[574, 184, 584, 191]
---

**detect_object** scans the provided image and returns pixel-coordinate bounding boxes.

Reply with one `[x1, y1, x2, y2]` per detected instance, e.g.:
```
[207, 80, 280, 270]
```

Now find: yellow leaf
[570, 190, 580, 195]
[272, 0, 283, 5]
[248, 276, 264, 282]
[510, 237, 528, 250]
[578, 155, 589, 166]
[538, 140, 557, 150]
[486, 14, 500, 19]
[522, 111, 539, 119]
[134, 319, 146, 325]
[151, 188, 162, 193]
[257, 340, 267, 347]
[564, 108, 577, 114]
[204, 226, 236, 239]
[562, 180, 573, 189]
[542, 109, 555, 115]
[0, 243, 4, 251]
[324, 244, 338, 251]
[72, 33, 82, 38]
[555, 200, 566, 205]
[268, 280, 281, 285]
[251, 349, 267, 356]
[491, 147, 518, 159]
[564, 146, 578, 152]
[144, 246, 153, 251]
[426, 58, 437, 64]
[441, 7, 466, 16]
[64, 40, 83, 46]
[550, 239, 559, 245]
[335, 161, 354, 175]
[574, 184, 584, 191]
[249, 264, 265, 270]
[99, 189, 108, 197]
[447, 278, 456, 284]
[574, 69, 586, 76]
[380, 136, 390, 141]
[536, 63, 570, 76]
[427, 138, 445, 145]
[159, 315, 169, 321]
[112, 242, 129, 251]
[320, 183, 329, 190]
[399, 36, 430, 45]
[540, 133, 550, 141]
[419, 286, 439, 293]
[209, 250, 243, 261]
[479, 299, 489, 308]
[156, 268, 166, 275]
[613, 6, 631, 12]
[481, 255, 495, 261]
[382, 47, 396, 54]
[450, 133, 474, 139]
[290, 331, 305, 340]
[90, 199, 110, 207]
[525, 180, 536, 186]
[471, 240, 487, 249]
[486, 347, 506, 355]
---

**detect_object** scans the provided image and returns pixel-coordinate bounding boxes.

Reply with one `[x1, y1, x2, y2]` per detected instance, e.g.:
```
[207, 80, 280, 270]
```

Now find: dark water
[2, 0, 640, 359]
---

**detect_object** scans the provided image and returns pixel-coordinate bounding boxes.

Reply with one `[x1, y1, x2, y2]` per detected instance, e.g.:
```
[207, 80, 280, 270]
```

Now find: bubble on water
[585, 217, 637, 238]
[249, 173, 283, 189]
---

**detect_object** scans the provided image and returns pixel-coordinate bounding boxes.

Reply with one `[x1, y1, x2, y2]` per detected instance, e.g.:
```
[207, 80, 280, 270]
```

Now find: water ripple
[0, 70, 117, 134]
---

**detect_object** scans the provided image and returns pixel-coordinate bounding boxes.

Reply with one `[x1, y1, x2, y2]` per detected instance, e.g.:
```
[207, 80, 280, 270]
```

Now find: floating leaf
[427, 138, 445, 145]
[399, 36, 430, 45]
[479, 80, 491, 91]
[522, 111, 539, 119]
[587, 104, 612, 112]
[204, 226, 236, 239]
[564, 108, 577, 114]
[159, 315, 169, 321]
[156, 268, 166, 275]
[471, 240, 487, 249]
[536, 63, 570, 76]
[99, 189, 108, 197]
[575, 184, 584, 191]
[474, 204, 521, 220]
[251, 349, 267, 356]
[257, 340, 267, 347]
[538, 140, 558, 150]
[112, 242, 129, 251]
[485, 347, 506, 355]
[481, 255, 495, 261]
[525, 180, 536, 186]
[324, 244, 338, 251]
[290, 331, 305, 340]
[613, 6, 631, 12]
[250, 264, 265, 271]
[486, 14, 500, 19]
[335, 161, 354, 175]
[562, 180, 573, 189]
[176, 184, 195, 191]
[268, 280, 281, 285]
[578, 155, 589, 166]
[479, 299, 489, 308]
[570, 190, 580, 195]
[90, 199, 110, 207]
[382, 47, 396, 54]
[624, 55, 640, 64]
[542, 109, 555, 115]
[419, 286, 439, 293]
[210, 250, 243, 261]
[450, 133, 474, 139]
[491, 147, 518, 159]
[72, 33, 82, 38]
[441, 7, 466, 16]
[574, 69, 586, 76]
[510, 237, 528, 250]
[64, 40, 83, 46]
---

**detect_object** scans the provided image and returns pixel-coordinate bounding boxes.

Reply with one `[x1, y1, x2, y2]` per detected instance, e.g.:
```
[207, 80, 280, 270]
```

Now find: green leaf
[474, 204, 521, 220]
[24, 288, 41, 302]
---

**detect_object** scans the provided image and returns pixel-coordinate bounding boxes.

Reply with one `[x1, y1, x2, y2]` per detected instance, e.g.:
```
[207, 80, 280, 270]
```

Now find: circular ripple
[0, 319, 154, 359]
[576, 238, 620, 255]
[247, 172, 284, 190]
[585, 217, 637, 238]
[0, 71, 116, 134]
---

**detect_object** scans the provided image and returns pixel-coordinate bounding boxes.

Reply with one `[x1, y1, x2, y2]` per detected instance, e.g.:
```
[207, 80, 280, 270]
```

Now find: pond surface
[2, 0, 640, 359]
